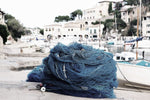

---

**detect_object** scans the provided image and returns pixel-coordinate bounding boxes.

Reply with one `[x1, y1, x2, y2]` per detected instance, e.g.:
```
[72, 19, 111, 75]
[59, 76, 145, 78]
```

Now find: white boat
[113, 51, 150, 87]
[117, 62, 150, 87]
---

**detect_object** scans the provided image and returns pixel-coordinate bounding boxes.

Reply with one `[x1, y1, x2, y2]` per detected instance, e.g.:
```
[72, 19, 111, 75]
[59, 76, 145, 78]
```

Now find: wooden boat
[117, 62, 150, 87]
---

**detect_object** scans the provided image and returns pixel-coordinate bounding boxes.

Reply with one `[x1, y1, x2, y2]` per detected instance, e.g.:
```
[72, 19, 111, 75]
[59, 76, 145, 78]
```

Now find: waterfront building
[142, 12, 150, 37]
[44, 24, 62, 40]
[44, 1, 118, 41]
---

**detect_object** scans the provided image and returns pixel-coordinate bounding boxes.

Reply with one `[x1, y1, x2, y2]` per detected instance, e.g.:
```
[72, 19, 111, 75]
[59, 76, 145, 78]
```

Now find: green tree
[114, 10, 121, 19]
[117, 18, 127, 32]
[108, 2, 113, 14]
[102, 19, 114, 35]
[5, 14, 14, 21]
[115, 2, 122, 10]
[142, 0, 150, 6]
[54, 15, 71, 22]
[6, 18, 25, 41]
[5, 14, 25, 41]
[126, 19, 138, 36]
[127, 26, 136, 36]
[0, 24, 9, 44]
[70, 9, 82, 20]
[124, 0, 139, 5]
[91, 21, 100, 25]
[130, 19, 137, 26]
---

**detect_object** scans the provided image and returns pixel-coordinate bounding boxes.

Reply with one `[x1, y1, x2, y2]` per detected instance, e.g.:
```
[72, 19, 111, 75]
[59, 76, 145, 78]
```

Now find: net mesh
[27, 42, 118, 98]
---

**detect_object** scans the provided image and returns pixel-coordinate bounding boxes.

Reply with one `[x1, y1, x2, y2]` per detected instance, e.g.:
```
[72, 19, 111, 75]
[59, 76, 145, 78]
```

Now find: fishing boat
[117, 62, 150, 87]
[116, 0, 150, 87]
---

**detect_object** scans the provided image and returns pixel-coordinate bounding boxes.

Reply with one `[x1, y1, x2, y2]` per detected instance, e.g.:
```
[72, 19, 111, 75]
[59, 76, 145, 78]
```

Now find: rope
[116, 63, 142, 92]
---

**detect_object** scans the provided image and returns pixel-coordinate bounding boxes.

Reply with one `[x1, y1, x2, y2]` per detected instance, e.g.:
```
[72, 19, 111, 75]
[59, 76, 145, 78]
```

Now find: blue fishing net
[27, 42, 118, 98]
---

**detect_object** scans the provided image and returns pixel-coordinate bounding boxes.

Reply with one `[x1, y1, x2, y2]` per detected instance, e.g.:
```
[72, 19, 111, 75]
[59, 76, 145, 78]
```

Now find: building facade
[121, 5, 138, 24]
[142, 12, 150, 37]
[44, 1, 116, 41]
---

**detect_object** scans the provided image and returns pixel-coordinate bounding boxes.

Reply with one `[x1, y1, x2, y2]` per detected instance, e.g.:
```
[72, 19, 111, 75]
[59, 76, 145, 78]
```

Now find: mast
[136, 0, 142, 60]
[136, 6, 140, 60]
[139, 0, 142, 36]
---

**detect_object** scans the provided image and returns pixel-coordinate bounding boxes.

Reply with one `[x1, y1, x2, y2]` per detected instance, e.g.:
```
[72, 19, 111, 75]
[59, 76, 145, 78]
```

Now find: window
[128, 18, 130, 23]
[116, 56, 120, 60]
[93, 35, 97, 38]
[147, 24, 150, 27]
[85, 35, 88, 39]
[52, 28, 54, 31]
[79, 35, 82, 38]
[58, 35, 61, 38]
[128, 57, 134, 61]
[80, 24, 82, 29]
[133, 11, 134, 14]
[85, 22, 88, 25]
[94, 29, 96, 33]
[68, 29, 70, 31]
[121, 57, 125, 60]
[71, 29, 73, 31]
[147, 31, 150, 33]
[90, 29, 92, 34]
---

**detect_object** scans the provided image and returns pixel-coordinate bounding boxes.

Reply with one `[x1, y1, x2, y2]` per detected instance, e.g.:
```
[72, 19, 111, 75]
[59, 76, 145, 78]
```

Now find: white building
[121, 5, 146, 25]
[44, 24, 62, 39]
[142, 12, 150, 37]
[0, 9, 5, 25]
[44, 1, 115, 42]
[120, 5, 138, 24]
[82, 1, 117, 22]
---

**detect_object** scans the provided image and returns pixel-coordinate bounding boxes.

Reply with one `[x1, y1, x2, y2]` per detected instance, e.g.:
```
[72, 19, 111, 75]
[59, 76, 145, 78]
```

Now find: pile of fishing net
[27, 42, 118, 98]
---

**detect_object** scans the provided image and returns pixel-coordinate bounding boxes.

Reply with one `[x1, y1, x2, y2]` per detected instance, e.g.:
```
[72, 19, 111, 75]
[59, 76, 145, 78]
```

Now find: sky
[0, 0, 122, 28]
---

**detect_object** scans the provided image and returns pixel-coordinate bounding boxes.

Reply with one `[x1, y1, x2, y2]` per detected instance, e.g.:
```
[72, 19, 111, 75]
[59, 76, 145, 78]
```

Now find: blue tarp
[124, 37, 143, 43]
[27, 42, 118, 98]
[136, 60, 150, 67]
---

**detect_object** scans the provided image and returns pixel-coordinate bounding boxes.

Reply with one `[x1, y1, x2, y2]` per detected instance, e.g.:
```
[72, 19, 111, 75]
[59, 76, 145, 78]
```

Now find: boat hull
[117, 63, 150, 87]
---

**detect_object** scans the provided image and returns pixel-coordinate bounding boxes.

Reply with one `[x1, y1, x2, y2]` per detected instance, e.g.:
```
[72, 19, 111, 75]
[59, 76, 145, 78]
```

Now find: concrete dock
[0, 81, 150, 100]
[1, 43, 150, 100]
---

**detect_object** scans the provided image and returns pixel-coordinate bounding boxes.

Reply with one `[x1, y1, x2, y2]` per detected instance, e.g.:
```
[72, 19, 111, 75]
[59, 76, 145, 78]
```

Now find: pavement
[0, 44, 150, 100]
[0, 81, 150, 100]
